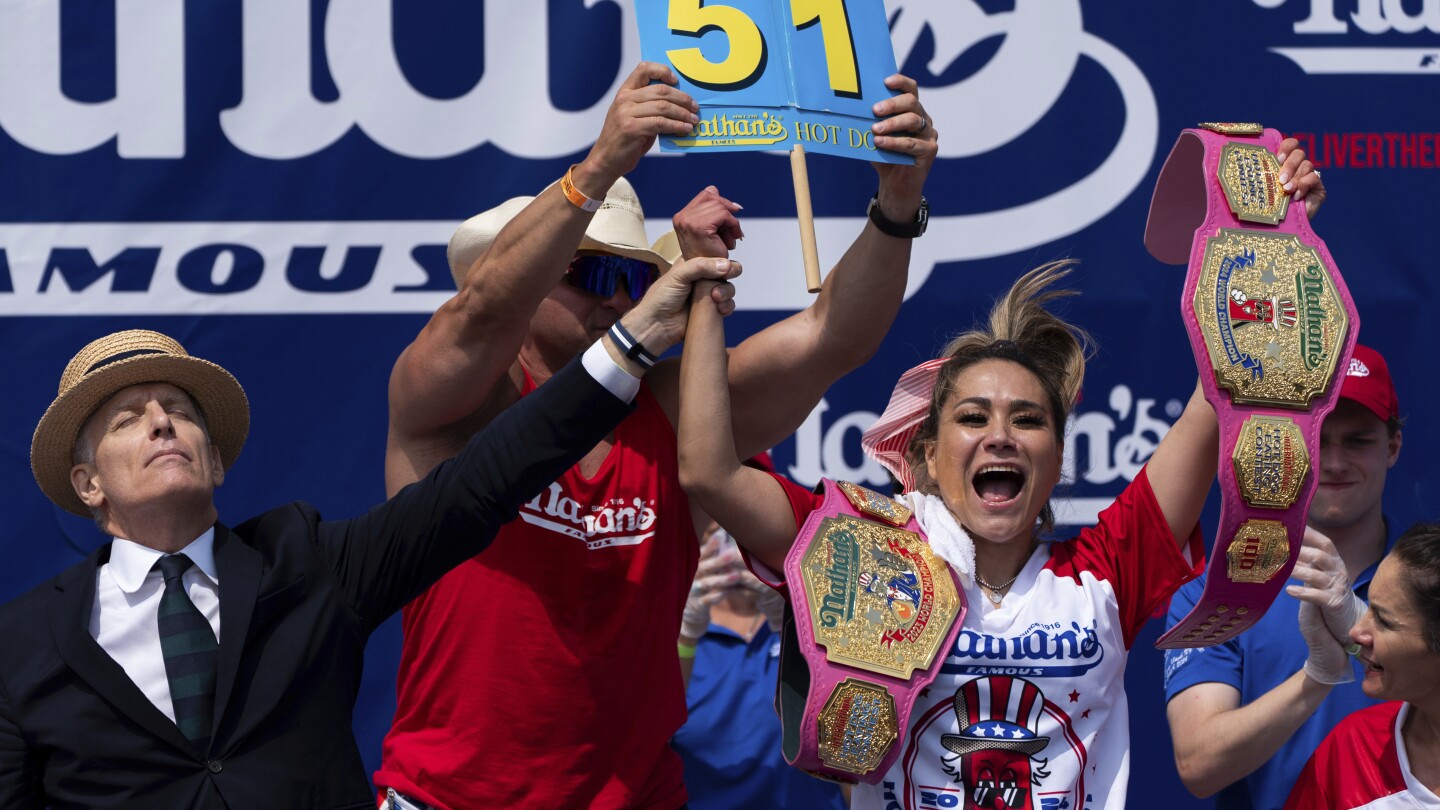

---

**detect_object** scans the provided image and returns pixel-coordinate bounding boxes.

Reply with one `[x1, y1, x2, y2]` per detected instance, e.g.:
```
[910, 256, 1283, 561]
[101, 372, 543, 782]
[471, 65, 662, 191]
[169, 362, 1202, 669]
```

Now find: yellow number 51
[667, 0, 859, 95]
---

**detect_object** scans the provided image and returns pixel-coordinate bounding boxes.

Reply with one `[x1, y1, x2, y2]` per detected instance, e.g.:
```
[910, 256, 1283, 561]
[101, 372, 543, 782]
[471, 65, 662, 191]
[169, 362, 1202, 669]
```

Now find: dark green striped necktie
[154, 554, 218, 748]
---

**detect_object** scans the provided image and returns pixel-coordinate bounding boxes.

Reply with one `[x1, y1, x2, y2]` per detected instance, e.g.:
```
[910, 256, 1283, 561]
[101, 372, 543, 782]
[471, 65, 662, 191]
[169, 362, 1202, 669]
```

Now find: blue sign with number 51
[636, 0, 912, 164]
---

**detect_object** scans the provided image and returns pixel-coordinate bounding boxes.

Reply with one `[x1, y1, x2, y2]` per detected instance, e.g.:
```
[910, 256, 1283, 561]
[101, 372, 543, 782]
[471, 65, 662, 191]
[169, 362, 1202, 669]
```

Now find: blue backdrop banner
[1, 2, 1434, 806]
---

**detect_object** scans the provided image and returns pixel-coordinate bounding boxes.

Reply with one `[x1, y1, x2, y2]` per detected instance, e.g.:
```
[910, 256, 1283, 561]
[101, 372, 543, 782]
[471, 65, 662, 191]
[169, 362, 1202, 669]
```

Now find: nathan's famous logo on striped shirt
[944, 620, 1105, 678]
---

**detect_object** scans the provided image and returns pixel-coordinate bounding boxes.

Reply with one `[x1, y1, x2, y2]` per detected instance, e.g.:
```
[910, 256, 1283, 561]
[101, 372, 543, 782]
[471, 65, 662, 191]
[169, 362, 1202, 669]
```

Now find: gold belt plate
[1232, 416, 1311, 509]
[837, 481, 913, 527]
[817, 678, 899, 776]
[1193, 229, 1349, 408]
[1218, 143, 1291, 225]
[1200, 122, 1264, 136]
[1225, 520, 1291, 584]
[799, 515, 961, 679]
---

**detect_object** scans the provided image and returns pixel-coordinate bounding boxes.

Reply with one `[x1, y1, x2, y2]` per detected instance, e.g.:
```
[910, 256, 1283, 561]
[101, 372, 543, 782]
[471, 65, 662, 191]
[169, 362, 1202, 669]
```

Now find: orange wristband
[561, 165, 603, 213]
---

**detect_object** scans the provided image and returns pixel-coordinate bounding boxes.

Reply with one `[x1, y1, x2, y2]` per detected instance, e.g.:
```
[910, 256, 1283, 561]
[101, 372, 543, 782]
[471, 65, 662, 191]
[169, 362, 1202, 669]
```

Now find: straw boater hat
[446, 176, 676, 289]
[31, 330, 250, 517]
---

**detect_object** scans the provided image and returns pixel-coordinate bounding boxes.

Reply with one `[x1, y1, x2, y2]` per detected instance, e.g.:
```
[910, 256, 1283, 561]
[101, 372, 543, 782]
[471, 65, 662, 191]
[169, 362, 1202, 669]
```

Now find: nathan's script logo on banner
[0, 1, 1158, 315]
[1256, 0, 1440, 74]
[636, 0, 911, 163]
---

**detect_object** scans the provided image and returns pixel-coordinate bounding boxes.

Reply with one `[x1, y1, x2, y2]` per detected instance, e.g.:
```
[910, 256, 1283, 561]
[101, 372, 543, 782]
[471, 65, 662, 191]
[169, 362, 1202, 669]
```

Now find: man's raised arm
[652, 74, 937, 456]
[386, 62, 699, 493]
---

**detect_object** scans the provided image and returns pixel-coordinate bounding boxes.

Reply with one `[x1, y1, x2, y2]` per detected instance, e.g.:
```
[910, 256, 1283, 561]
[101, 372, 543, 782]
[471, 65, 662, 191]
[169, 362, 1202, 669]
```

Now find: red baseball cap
[1340, 344, 1400, 424]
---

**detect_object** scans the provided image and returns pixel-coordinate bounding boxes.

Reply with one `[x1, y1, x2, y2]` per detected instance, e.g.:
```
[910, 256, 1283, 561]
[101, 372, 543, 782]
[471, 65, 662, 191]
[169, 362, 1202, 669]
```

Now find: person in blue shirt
[673, 520, 848, 810]
[1163, 344, 1404, 810]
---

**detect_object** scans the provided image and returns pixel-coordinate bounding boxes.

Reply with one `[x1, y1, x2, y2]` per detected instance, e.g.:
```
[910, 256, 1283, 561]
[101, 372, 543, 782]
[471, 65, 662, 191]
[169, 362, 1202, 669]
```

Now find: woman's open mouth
[974, 465, 1025, 505]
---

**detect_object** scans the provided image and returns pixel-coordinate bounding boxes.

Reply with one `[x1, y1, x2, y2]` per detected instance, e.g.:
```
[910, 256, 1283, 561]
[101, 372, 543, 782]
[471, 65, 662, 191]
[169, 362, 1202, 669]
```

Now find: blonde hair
[904, 260, 1093, 531]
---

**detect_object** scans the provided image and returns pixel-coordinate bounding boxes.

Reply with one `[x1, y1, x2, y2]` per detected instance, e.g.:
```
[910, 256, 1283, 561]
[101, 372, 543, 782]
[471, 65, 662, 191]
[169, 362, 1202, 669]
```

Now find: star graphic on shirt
[1010, 729, 1026, 739]
[1068, 690, 1080, 703]
[1081, 708, 1092, 719]
[989, 723, 1007, 737]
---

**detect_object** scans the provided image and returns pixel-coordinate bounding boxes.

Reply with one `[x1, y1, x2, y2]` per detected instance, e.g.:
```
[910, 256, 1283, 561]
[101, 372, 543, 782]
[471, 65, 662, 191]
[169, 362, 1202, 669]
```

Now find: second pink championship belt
[1145, 123, 1359, 648]
[777, 480, 966, 782]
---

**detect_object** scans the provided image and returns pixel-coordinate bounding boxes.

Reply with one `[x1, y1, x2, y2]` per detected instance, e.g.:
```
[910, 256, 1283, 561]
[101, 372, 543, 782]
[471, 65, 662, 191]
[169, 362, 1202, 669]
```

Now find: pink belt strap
[1144, 124, 1359, 648]
[778, 480, 966, 782]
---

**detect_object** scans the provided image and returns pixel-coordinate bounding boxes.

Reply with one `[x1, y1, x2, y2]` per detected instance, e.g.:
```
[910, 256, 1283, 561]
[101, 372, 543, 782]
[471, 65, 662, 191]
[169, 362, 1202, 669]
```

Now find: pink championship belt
[1144, 123, 1359, 649]
[777, 480, 966, 782]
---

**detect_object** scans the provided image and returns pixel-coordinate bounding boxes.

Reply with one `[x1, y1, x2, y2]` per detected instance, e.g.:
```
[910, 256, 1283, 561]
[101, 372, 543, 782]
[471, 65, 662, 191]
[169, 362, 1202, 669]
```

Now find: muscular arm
[387, 180, 601, 434]
[336, 352, 638, 630]
[678, 282, 807, 573]
[386, 62, 699, 495]
[1144, 381, 1218, 550]
[1167, 675, 1334, 798]
[651, 75, 938, 458]
[350, 258, 741, 626]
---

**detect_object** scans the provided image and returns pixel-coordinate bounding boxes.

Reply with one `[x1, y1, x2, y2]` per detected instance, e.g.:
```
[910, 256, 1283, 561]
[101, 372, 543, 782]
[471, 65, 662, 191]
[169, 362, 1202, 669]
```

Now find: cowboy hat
[446, 176, 675, 289]
[31, 330, 250, 517]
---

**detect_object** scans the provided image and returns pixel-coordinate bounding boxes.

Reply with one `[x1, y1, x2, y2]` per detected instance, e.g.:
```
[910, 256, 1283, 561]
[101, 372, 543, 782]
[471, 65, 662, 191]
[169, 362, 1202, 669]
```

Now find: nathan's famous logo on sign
[675, 111, 789, 149]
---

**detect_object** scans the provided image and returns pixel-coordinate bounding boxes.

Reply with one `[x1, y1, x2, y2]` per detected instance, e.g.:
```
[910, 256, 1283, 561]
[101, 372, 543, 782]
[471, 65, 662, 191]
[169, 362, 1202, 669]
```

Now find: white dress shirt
[89, 529, 221, 723]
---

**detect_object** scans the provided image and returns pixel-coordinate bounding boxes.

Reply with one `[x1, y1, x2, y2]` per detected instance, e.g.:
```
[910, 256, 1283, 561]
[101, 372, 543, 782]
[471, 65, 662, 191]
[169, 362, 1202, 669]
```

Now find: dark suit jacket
[0, 356, 633, 808]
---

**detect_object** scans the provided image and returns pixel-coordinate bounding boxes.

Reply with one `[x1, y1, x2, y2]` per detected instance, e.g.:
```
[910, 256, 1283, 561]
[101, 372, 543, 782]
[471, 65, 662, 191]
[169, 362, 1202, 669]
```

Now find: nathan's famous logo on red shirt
[519, 482, 657, 551]
[944, 621, 1105, 679]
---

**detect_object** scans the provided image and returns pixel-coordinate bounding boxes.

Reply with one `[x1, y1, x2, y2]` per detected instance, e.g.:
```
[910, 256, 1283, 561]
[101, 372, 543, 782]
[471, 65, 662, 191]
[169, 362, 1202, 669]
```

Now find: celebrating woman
[677, 258, 1226, 809]
[1284, 522, 1440, 808]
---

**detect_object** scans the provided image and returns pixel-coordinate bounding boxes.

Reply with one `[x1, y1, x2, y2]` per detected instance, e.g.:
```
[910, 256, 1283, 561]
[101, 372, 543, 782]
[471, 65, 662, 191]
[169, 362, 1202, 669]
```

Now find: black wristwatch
[867, 193, 929, 238]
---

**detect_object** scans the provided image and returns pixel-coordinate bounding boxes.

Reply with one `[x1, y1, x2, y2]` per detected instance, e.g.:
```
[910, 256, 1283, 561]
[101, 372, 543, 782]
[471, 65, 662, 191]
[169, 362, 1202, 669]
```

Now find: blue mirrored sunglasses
[566, 254, 659, 300]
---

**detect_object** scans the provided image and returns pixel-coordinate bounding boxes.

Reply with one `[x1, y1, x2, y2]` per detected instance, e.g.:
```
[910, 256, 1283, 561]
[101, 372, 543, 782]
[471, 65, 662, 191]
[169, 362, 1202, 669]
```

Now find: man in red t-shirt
[374, 62, 938, 809]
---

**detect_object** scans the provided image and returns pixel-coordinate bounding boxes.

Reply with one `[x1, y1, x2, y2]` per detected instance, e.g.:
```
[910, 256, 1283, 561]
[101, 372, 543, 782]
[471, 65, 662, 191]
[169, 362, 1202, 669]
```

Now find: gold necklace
[974, 572, 1020, 604]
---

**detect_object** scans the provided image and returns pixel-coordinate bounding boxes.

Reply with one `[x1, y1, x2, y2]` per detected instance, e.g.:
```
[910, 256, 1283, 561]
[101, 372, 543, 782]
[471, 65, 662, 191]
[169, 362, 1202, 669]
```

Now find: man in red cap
[1163, 345, 1404, 810]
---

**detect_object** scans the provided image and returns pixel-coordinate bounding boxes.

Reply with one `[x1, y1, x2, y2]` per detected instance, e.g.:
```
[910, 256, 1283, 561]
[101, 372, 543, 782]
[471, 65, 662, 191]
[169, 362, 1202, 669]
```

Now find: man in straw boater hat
[375, 61, 937, 808]
[0, 251, 738, 807]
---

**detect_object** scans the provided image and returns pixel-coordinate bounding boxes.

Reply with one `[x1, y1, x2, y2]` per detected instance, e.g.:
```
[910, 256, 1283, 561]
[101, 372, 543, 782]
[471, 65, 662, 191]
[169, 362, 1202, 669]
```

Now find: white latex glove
[1287, 527, 1367, 648]
[683, 528, 748, 640]
[1300, 601, 1354, 685]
